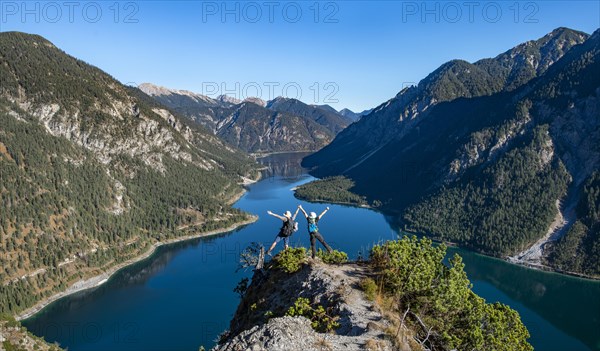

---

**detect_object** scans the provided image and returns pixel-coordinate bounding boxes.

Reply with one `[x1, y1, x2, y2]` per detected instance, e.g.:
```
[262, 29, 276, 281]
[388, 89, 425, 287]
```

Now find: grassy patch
[315, 249, 348, 264]
[286, 297, 340, 333]
[359, 277, 378, 301]
[271, 247, 308, 273]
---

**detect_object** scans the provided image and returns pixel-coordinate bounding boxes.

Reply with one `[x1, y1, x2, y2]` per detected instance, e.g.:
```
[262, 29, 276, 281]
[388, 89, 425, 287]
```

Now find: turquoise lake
[23, 153, 600, 351]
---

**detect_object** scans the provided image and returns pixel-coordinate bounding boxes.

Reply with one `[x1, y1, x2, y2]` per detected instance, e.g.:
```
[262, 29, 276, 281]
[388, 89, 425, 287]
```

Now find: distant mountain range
[339, 107, 373, 122]
[140, 83, 358, 153]
[303, 27, 600, 277]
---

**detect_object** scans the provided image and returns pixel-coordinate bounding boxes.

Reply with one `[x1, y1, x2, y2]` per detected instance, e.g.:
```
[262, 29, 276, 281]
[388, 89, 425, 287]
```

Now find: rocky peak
[138, 82, 174, 96]
[303, 27, 591, 176]
[213, 260, 397, 351]
[139, 83, 218, 105]
[266, 97, 350, 134]
[312, 104, 339, 114]
[243, 96, 267, 107]
[216, 94, 242, 105]
[265, 96, 290, 109]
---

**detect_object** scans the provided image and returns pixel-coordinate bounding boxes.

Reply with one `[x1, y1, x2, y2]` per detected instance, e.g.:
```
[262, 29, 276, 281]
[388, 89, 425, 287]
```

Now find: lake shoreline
[293, 192, 372, 209]
[505, 257, 600, 281]
[17, 169, 265, 321]
[251, 150, 316, 158]
[16, 215, 258, 321]
[294, 186, 600, 282]
[20, 169, 600, 351]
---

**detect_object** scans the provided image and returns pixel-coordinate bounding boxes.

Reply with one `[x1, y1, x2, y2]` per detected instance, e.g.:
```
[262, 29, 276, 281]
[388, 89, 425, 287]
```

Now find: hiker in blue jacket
[265, 208, 299, 256]
[298, 205, 333, 258]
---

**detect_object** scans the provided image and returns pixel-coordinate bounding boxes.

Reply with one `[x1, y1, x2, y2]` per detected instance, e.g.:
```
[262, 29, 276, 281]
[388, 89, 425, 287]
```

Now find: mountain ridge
[304, 27, 589, 175]
[140, 83, 349, 153]
[0, 31, 259, 314]
[302, 27, 600, 276]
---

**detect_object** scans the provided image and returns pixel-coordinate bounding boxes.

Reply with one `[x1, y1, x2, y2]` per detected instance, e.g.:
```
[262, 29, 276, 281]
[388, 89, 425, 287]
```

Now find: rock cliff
[213, 260, 401, 351]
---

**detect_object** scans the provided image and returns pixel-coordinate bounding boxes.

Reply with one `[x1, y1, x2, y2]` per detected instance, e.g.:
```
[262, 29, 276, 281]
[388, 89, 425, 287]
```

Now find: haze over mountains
[304, 27, 600, 276]
[140, 83, 356, 153]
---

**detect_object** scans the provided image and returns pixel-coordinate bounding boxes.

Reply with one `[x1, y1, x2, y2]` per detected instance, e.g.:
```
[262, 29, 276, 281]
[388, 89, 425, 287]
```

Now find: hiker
[265, 208, 299, 256]
[298, 205, 333, 258]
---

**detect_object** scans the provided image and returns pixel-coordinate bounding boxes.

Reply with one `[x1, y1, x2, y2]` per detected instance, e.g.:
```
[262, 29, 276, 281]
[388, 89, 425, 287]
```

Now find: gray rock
[213, 261, 398, 351]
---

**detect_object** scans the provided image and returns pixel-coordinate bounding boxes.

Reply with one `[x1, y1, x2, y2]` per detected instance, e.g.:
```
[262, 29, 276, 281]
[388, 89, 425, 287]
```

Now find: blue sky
[2, 1, 599, 111]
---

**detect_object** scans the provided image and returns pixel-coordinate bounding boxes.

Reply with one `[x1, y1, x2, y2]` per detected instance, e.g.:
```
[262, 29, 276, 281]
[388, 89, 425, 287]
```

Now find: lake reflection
[257, 152, 312, 179]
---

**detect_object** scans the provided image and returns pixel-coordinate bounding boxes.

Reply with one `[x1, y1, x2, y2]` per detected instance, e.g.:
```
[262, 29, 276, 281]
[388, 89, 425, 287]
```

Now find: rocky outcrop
[213, 261, 399, 351]
[17, 100, 197, 172]
[215, 315, 393, 351]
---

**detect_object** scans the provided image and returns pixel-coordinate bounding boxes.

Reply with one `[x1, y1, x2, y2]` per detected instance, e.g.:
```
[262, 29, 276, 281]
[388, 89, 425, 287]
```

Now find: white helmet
[309, 212, 317, 219]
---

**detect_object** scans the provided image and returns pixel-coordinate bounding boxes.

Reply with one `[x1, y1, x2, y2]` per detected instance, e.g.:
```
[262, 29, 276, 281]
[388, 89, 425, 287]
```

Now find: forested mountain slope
[0, 32, 259, 314]
[302, 28, 600, 276]
[265, 96, 351, 134]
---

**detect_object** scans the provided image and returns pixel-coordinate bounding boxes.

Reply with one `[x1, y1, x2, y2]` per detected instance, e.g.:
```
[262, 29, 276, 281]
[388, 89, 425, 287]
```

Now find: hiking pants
[310, 231, 332, 258]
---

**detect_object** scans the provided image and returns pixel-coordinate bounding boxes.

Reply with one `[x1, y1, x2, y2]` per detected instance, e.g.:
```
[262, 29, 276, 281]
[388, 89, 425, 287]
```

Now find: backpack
[280, 218, 296, 237]
[308, 218, 318, 233]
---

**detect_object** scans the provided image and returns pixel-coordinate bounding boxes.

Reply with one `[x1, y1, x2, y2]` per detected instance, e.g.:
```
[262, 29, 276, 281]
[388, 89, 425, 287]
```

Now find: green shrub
[272, 247, 307, 273]
[370, 236, 446, 296]
[0, 313, 19, 328]
[359, 277, 378, 301]
[286, 297, 340, 333]
[316, 249, 348, 264]
[369, 236, 532, 351]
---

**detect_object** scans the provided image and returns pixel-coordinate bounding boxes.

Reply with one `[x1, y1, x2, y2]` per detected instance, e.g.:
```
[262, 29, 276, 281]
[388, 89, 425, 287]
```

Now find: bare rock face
[215, 316, 392, 351]
[213, 261, 398, 351]
[304, 27, 589, 177]
[243, 97, 267, 107]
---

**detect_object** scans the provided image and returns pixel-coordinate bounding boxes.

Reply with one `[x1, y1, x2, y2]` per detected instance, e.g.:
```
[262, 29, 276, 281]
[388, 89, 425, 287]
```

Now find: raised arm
[298, 205, 308, 218]
[318, 207, 330, 220]
[292, 208, 300, 220]
[267, 211, 286, 221]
